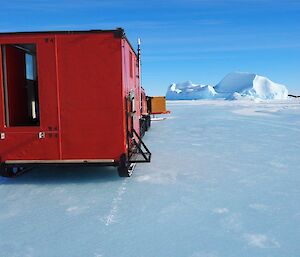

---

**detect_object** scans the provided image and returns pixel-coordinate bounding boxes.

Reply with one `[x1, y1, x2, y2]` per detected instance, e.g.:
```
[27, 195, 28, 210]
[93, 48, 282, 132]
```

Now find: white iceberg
[215, 72, 289, 100]
[166, 72, 289, 100]
[166, 81, 217, 100]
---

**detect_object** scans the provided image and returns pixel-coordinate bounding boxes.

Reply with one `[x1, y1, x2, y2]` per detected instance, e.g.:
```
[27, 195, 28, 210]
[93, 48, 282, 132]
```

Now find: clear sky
[1, 0, 299, 95]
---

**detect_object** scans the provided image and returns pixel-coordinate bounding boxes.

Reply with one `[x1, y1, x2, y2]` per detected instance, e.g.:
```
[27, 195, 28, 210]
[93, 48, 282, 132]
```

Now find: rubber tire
[147, 115, 151, 129]
[0, 164, 15, 178]
[140, 118, 146, 137]
[117, 166, 132, 177]
[117, 154, 132, 177]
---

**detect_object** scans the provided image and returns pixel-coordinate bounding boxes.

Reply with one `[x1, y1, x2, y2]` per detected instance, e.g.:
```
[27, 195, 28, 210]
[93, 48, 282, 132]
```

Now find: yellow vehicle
[147, 96, 170, 115]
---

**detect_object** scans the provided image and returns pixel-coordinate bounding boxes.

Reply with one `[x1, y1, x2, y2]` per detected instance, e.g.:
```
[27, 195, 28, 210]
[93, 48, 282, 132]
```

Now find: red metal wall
[141, 87, 148, 115]
[0, 47, 3, 129]
[121, 38, 141, 137]
[56, 33, 125, 160]
[0, 31, 132, 162]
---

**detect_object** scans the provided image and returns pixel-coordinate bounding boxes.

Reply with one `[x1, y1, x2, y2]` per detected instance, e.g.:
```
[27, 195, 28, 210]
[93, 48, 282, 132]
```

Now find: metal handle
[38, 132, 45, 139]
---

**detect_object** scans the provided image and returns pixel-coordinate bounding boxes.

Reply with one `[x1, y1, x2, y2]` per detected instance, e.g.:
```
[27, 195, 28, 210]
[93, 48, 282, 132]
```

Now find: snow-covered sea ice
[0, 99, 300, 257]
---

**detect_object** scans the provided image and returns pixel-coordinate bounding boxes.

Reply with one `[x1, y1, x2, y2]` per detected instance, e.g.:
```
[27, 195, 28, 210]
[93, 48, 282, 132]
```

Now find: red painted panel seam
[54, 36, 63, 159]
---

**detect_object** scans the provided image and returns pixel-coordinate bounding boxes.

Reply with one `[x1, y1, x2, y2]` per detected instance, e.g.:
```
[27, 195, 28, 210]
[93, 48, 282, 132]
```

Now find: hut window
[1, 44, 40, 127]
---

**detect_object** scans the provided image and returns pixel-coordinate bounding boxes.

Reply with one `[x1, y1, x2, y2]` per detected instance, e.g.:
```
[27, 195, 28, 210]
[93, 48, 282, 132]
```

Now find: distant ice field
[1, 99, 300, 257]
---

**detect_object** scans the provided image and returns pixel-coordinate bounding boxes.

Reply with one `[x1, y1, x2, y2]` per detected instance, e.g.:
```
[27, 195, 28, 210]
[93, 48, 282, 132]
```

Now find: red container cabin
[0, 29, 151, 177]
[140, 87, 151, 136]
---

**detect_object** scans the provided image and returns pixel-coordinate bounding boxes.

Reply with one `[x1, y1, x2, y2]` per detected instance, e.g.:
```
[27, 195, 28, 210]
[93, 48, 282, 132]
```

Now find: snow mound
[166, 81, 217, 100]
[166, 72, 289, 100]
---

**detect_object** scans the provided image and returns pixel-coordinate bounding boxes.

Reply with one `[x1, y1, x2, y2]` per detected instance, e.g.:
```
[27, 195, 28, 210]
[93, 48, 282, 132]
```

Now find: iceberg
[166, 72, 289, 100]
[215, 72, 289, 100]
[166, 81, 217, 100]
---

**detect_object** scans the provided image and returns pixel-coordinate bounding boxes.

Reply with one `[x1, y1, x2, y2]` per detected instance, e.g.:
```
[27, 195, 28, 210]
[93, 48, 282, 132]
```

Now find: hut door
[0, 38, 61, 161]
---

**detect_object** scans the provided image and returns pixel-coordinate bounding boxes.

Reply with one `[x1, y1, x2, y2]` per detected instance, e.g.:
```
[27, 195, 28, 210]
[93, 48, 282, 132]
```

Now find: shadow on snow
[0, 165, 121, 185]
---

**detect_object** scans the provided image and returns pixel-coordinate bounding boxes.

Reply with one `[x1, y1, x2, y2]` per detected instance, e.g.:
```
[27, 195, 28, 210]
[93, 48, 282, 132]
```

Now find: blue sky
[1, 0, 300, 95]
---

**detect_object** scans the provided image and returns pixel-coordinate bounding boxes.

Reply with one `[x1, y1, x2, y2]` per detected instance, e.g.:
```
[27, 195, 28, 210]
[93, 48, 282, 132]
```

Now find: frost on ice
[166, 72, 289, 100]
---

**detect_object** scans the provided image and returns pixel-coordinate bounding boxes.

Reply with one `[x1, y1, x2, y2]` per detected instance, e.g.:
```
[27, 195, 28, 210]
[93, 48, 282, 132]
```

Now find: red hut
[0, 29, 151, 177]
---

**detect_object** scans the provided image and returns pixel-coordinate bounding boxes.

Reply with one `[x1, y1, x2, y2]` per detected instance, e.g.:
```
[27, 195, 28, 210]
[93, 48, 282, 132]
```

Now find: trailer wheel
[144, 118, 149, 132]
[0, 164, 29, 178]
[118, 166, 132, 177]
[140, 118, 146, 137]
[0, 163, 15, 178]
[118, 154, 134, 177]
[146, 115, 151, 129]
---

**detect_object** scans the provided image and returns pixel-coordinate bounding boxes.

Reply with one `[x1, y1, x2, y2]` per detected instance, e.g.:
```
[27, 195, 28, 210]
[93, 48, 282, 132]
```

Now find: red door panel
[4, 45, 29, 126]
[0, 36, 60, 161]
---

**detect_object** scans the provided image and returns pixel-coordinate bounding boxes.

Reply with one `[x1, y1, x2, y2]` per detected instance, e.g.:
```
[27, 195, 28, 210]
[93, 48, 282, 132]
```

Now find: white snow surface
[1, 99, 300, 257]
[167, 72, 289, 100]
